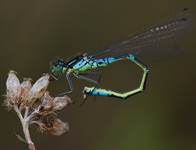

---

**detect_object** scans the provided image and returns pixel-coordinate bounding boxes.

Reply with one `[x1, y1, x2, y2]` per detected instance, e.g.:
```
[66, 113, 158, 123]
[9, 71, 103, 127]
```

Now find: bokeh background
[0, 0, 196, 150]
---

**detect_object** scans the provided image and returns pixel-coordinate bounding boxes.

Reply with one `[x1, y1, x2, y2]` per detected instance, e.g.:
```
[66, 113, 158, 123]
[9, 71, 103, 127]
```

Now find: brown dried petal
[34, 118, 69, 136]
[52, 95, 72, 111]
[6, 70, 21, 104]
[40, 92, 53, 113]
[47, 118, 69, 136]
[26, 74, 50, 104]
[20, 78, 32, 105]
[21, 78, 32, 90]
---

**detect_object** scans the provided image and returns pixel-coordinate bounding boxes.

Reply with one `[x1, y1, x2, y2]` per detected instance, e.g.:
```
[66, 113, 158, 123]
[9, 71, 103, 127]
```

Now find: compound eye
[54, 62, 62, 67]
[51, 59, 64, 72]
[52, 63, 63, 72]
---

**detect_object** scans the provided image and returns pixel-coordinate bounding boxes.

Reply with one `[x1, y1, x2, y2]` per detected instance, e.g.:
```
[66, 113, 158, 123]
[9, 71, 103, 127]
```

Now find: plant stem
[14, 106, 36, 150]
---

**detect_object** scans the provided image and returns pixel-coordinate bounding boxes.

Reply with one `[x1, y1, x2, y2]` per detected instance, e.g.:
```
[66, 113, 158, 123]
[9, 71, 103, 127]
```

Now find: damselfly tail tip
[83, 90, 87, 99]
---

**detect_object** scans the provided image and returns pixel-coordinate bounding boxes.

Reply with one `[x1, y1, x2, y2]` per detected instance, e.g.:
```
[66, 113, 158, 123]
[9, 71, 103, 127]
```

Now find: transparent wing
[89, 8, 196, 60]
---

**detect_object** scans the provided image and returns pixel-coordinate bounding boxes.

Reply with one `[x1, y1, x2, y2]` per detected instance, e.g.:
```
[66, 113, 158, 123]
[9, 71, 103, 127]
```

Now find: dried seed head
[20, 78, 32, 107]
[26, 74, 50, 105]
[48, 118, 69, 136]
[38, 94, 73, 116]
[4, 70, 72, 137]
[21, 78, 32, 92]
[52, 95, 73, 111]
[34, 118, 69, 136]
[6, 70, 22, 106]
[5, 72, 51, 110]
[39, 92, 53, 114]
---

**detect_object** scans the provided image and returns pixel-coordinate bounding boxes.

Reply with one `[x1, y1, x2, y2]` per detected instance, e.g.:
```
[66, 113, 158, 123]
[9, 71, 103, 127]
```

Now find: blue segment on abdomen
[91, 89, 109, 96]
[130, 55, 135, 59]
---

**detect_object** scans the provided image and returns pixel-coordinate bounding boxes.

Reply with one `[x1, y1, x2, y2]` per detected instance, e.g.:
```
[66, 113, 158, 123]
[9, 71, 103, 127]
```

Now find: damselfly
[47, 8, 195, 105]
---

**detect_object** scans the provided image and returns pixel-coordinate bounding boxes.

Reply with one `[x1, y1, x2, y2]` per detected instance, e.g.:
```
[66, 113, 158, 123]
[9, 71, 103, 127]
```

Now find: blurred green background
[0, 0, 196, 150]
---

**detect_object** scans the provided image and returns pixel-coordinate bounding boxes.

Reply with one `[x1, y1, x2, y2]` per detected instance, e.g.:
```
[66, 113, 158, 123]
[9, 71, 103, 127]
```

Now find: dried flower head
[34, 118, 69, 136]
[4, 70, 73, 150]
[5, 70, 22, 107]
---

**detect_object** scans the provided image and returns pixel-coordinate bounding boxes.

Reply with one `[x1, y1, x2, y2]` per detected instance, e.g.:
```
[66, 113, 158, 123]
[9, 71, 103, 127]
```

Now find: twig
[14, 106, 36, 150]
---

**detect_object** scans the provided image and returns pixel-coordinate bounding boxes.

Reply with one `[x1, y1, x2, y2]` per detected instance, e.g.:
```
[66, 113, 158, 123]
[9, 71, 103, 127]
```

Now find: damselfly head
[51, 59, 64, 72]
